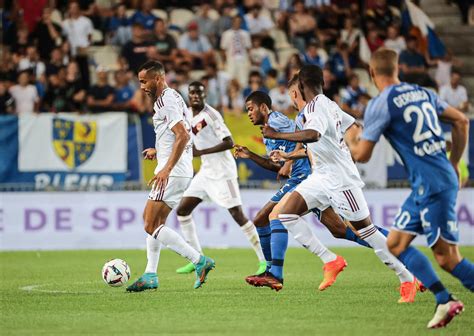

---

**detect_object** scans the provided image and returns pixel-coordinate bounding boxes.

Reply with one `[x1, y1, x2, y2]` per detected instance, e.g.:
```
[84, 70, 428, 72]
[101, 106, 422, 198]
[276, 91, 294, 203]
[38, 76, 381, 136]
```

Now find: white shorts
[148, 176, 192, 209]
[294, 175, 369, 221]
[183, 172, 242, 209]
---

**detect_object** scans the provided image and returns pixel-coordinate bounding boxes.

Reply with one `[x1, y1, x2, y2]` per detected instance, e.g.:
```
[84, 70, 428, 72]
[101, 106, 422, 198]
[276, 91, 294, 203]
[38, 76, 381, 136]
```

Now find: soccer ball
[101, 259, 131, 287]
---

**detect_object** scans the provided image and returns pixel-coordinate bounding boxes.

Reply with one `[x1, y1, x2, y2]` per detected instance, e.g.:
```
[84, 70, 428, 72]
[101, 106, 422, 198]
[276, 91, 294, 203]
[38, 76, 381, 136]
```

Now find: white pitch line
[20, 284, 104, 294]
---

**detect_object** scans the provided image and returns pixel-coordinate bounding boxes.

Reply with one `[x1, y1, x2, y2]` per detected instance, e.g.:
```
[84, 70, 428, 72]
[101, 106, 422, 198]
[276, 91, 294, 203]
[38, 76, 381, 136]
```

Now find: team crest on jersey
[192, 119, 207, 135]
[52, 117, 97, 169]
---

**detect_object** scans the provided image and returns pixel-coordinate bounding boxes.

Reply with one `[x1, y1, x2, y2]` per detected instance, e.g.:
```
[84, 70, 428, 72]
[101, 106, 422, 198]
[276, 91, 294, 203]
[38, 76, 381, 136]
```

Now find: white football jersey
[152, 88, 193, 178]
[303, 94, 364, 190]
[191, 104, 237, 180]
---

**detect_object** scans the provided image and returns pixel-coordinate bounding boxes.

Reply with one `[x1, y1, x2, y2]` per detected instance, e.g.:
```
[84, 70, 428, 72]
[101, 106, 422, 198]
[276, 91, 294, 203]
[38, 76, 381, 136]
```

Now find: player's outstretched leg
[280, 213, 347, 291]
[228, 206, 267, 275]
[389, 234, 464, 328]
[175, 197, 203, 274]
[126, 235, 161, 292]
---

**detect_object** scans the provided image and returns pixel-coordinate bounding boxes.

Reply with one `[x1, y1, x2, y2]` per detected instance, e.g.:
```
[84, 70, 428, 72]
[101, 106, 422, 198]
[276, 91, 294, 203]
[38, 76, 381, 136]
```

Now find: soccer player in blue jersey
[234, 91, 347, 291]
[347, 48, 473, 328]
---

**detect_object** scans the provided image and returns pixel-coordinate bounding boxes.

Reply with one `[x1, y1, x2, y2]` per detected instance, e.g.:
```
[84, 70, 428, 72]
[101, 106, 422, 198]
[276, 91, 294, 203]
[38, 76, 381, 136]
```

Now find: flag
[404, 0, 446, 58]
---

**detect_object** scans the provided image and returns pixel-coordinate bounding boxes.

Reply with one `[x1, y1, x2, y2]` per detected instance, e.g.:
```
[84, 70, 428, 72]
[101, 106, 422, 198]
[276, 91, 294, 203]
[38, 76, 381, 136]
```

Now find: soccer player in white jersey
[264, 64, 420, 302]
[174, 81, 267, 275]
[126, 61, 215, 292]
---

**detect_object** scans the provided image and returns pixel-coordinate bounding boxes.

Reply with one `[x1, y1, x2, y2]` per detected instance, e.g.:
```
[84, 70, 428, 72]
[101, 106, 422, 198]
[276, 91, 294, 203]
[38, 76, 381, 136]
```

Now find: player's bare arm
[233, 144, 281, 172]
[439, 106, 469, 177]
[261, 124, 320, 143]
[270, 148, 307, 162]
[344, 123, 376, 163]
[193, 136, 234, 157]
[148, 121, 190, 190]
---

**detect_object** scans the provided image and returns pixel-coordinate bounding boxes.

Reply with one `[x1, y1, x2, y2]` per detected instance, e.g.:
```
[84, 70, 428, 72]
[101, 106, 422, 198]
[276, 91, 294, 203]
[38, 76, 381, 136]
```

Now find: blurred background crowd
[0, 0, 472, 119]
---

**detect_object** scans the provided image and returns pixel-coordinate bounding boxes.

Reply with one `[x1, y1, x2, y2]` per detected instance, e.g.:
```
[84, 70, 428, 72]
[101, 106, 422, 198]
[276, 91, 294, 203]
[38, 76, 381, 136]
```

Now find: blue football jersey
[362, 83, 457, 199]
[264, 111, 310, 180]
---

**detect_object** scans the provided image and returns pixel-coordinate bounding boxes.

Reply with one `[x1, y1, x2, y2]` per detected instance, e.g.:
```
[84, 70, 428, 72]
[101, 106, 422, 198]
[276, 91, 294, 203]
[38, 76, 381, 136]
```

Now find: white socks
[240, 221, 266, 262]
[358, 224, 414, 283]
[152, 225, 201, 264]
[279, 214, 337, 264]
[177, 215, 203, 254]
[145, 234, 162, 273]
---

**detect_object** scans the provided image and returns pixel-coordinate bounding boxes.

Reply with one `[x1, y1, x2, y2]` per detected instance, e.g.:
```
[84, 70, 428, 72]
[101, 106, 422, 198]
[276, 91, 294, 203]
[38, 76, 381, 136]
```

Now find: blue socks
[269, 219, 288, 280]
[399, 246, 450, 304]
[451, 258, 474, 291]
[256, 225, 272, 267]
[377, 226, 389, 237]
[344, 227, 371, 248]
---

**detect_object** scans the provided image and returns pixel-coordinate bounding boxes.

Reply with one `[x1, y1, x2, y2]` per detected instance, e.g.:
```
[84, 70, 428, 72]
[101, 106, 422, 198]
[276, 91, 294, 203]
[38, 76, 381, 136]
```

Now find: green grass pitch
[1, 247, 473, 335]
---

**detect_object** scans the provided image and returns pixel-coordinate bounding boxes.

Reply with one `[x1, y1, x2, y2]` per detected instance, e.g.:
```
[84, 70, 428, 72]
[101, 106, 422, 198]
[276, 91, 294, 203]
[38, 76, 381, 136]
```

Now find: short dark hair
[138, 60, 165, 75]
[299, 64, 324, 93]
[189, 81, 205, 89]
[288, 73, 299, 88]
[245, 91, 272, 109]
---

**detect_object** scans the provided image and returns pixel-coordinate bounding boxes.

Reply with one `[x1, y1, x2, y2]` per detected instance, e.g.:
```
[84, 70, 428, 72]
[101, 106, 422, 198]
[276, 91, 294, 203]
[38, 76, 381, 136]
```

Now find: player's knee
[434, 253, 453, 272]
[176, 206, 190, 217]
[253, 212, 268, 227]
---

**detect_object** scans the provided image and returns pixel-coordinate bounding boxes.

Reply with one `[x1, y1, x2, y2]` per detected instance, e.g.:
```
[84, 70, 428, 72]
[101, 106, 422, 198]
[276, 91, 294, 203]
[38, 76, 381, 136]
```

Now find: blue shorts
[270, 178, 303, 202]
[392, 188, 459, 247]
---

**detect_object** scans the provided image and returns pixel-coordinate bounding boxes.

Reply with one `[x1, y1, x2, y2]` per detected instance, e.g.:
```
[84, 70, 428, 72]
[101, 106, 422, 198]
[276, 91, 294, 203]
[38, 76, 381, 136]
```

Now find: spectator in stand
[215, 4, 234, 41]
[0, 79, 15, 114]
[222, 79, 244, 115]
[65, 61, 86, 112]
[204, 62, 230, 110]
[196, 3, 217, 46]
[17, 0, 48, 33]
[244, 4, 274, 36]
[18, 46, 46, 81]
[322, 68, 340, 102]
[328, 41, 354, 86]
[220, 15, 252, 87]
[265, 68, 279, 90]
[399, 36, 437, 88]
[42, 66, 70, 112]
[439, 70, 469, 113]
[108, 3, 132, 46]
[243, 71, 268, 98]
[383, 25, 406, 54]
[200, 75, 220, 108]
[0, 51, 19, 87]
[433, 50, 463, 87]
[113, 70, 135, 112]
[62, 1, 93, 88]
[120, 23, 154, 74]
[269, 78, 293, 114]
[340, 73, 367, 119]
[11, 26, 32, 55]
[31, 7, 63, 61]
[129, 0, 157, 32]
[365, 0, 397, 33]
[316, 9, 340, 47]
[288, 0, 317, 53]
[300, 40, 328, 68]
[249, 35, 275, 74]
[340, 18, 362, 59]
[149, 18, 178, 64]
[46, 48, 66, 77]
[9, 71, 39, 115]
[86, 67, 115, 113]
[366, 29, 384, 52]
[178, 22, 215, 70]
[285, 53, 304, 80]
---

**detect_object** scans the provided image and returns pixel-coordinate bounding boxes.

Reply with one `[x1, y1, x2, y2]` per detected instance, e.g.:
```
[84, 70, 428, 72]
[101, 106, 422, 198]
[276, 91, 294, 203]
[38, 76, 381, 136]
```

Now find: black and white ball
[102, 259, 131, 287]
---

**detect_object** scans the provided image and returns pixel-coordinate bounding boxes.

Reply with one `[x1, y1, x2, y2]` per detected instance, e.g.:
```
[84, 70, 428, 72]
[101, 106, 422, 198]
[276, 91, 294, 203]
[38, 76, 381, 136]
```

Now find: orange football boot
[318, 255, 347, 291]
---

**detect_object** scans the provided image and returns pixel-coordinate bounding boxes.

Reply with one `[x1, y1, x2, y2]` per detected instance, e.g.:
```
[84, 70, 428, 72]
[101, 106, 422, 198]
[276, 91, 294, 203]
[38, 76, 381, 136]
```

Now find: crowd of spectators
[0, 0, 471, 118]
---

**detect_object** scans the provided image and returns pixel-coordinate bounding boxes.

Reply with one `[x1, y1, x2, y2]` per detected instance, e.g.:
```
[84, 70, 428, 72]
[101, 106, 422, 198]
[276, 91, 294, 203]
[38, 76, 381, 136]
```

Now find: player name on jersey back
[152, 88, 193, 177]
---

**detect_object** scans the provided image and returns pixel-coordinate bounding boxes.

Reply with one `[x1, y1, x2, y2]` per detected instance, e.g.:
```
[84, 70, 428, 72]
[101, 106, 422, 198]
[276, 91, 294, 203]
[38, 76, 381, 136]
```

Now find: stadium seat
[277, 48, 299, 71]
[190, 70, 206, 80]
[89, 46, 120, 70]
[51, 9, 62, 24]
[126, 9, 135, 18]
[169, 8, 195, 30]
[152, 9, 168, 21]
[353, 68, 378, 97]
[270, 29, 292, 50]
[91, 29, 104, 44]
[207, 8, 220, 21]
